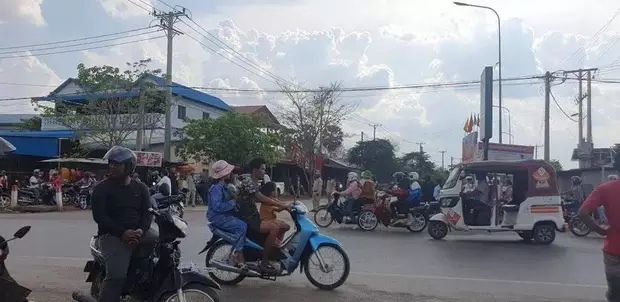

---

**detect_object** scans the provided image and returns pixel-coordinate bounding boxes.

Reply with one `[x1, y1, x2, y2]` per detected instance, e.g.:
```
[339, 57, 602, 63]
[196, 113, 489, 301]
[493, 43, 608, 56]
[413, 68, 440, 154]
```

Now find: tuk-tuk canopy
[460, 160, 559, 197]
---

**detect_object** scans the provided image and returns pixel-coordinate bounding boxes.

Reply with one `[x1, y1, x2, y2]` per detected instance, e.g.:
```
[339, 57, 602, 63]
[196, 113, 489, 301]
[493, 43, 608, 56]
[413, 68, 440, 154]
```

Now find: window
[203, 112, 210, 120]
[177, 105, 186, 120]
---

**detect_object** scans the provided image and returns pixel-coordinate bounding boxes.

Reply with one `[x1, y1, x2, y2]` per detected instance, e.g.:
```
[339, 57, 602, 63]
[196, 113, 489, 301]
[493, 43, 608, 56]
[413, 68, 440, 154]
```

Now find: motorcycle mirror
[14, 226, 31, 239]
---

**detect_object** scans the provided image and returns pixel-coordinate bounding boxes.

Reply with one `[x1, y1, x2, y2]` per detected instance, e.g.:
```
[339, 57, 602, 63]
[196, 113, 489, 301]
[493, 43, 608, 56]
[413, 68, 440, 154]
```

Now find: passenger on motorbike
[259, 181, 290, 245]
[150, 182, 171, 209]
[237, 158, 290, 275]
[389, 172, 421, 215]
[207, 160, 247, 267]
[91, 146, 156, 302]
[359, 170, 376, 206]
[333, 172, 362, 222]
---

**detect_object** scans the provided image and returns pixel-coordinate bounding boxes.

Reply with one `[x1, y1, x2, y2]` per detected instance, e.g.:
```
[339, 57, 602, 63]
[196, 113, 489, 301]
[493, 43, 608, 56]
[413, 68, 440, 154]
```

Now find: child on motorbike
[207, 160, 247, 267]
[259, 181, 290, 246]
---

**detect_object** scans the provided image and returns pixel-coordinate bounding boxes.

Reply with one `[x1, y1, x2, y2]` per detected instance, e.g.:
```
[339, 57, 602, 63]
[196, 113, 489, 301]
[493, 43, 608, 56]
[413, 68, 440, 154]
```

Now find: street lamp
[454, 2, 503, 144]
[493, 105, 512, 144]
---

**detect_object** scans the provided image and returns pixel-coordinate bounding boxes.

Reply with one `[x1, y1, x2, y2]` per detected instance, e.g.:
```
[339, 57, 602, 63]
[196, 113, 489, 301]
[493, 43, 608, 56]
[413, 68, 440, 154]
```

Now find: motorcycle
[77, 207, 220, 302]
[202, 200, 350, 290]
[0, 226, 32, 302]
[151, 189, 186, 218]
[562, 198, 591, 237]
[364, 191, 433, 232]
[77, 185, 93, 210]
[313, 193, 373, 230]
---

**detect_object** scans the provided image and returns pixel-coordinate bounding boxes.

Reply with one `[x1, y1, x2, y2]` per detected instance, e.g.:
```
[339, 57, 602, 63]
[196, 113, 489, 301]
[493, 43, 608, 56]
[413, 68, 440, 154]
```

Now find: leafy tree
[179, 112, 280, 166]
[18, 116, 41, 131]
[347, 139, 398, 182]
[400, 151, 437, 177]
[548, 159, 563, 172]
[35, 59, 164, 150]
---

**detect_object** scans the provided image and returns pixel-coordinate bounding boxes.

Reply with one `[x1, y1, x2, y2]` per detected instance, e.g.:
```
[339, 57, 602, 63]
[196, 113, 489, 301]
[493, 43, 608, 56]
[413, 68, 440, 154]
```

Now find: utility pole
[360, 131, 364, 143]
[544, 71, 551, 161]
[533, 144, 543, 159]
[439, 150, 447, 170]
[562, 68, 597, 168]
[154, 8, 187, 162]
[587, 70, 593, 145]
[371, 124, 381, 141]
[415, 142, 425, 153]
[578, 70, 583, 144]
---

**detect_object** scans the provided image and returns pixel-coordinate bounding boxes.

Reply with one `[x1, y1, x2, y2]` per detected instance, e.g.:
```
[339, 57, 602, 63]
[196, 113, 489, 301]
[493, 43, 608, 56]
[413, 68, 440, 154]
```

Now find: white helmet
[408, 172, 419, 181]
[347, 172, 358, 181]
[609, 175, 619, 181]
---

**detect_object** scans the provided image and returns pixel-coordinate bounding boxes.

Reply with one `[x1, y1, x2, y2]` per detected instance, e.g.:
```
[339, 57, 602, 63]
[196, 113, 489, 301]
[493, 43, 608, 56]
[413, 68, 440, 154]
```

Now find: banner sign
[135, 151, 163, 167]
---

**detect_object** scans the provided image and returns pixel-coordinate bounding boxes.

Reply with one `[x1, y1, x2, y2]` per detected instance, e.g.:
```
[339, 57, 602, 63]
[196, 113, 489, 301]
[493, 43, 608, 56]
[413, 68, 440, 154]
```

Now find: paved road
[0, 209, 609, 302]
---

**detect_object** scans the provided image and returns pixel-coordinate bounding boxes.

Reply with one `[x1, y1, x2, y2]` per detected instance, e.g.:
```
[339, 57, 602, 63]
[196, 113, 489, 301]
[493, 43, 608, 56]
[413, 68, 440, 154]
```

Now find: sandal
[259, 262, 279, 275]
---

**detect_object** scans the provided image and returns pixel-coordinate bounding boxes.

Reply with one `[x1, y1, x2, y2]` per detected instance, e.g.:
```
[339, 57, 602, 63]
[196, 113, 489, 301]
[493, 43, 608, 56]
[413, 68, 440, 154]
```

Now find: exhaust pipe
[210, 260, 261, 277]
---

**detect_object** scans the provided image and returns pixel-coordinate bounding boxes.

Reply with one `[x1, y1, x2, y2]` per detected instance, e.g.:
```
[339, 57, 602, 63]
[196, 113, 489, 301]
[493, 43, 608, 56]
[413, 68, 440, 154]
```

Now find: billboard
[135, 151, 163, 167]
[462, 132, 478, 163]
[480, 66, 493, 140]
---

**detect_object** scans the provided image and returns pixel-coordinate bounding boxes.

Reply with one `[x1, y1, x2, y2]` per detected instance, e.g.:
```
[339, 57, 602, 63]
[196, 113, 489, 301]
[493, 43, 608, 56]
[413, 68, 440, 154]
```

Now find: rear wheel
[79, 196, 89, 210]
[428, 221, 448, 240]
[161, 283, 219, 302]
[0, 194, 10, 210]
[406, 213, 428, 232]
[569, 217, 591, 237]
[533, 223, 556, 244]
[304, 244, 350, 290]
[357, 210, 378, 231]
[204, 240, 245, 285]
[314, 208, 334, 228]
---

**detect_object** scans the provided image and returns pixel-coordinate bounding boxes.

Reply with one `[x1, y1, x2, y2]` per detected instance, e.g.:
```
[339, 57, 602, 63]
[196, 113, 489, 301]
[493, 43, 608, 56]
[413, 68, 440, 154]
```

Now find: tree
[18, 116, 41, 131]
[179, 112, 280, 166]
[400, 151, 437, 177]
[36, 60, 164, 150]
[549, 159, 563, 172]
[279, 82, 355, 188]
[347, 139, 398, 182]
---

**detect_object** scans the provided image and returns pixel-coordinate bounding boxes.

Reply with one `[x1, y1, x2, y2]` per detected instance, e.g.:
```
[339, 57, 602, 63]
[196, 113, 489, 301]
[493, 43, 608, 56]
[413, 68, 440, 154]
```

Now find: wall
[170, 95, 226, 129]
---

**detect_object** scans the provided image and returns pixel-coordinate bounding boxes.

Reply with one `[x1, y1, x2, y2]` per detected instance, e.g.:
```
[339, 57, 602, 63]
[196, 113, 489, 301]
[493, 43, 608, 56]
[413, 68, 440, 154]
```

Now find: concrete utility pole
[533, 144, 543, 159]
[544, 71, 551, 161]
[416, 142, 425, 153]
[439, 150, 447, 170]
[578, 70, 583, 143]
[371, 124, 381, 141]
[562, 68, 597, 168]
[587, 70, 593, 145]
[154, 8, 187, 162]
[361, 131, 364, 142]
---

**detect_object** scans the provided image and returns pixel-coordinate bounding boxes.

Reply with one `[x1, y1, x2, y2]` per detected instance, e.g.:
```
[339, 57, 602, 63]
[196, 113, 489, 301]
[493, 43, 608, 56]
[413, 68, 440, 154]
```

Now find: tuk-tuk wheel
[428, 221, 448, 240]
[533, 223, 556, 244]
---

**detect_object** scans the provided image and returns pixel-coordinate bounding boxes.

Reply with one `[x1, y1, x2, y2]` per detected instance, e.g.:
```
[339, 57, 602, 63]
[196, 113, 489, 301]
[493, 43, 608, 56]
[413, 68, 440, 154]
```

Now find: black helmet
[103, 146, 137, 175]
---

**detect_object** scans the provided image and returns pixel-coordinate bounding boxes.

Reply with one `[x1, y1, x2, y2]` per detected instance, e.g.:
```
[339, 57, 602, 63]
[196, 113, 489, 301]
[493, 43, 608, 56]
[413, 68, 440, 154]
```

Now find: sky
[1, 0, 620, 169]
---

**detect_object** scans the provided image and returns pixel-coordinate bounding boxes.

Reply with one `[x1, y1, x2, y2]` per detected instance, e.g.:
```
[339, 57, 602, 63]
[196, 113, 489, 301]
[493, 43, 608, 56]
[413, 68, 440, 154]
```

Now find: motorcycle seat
[501, 204, 520, 212]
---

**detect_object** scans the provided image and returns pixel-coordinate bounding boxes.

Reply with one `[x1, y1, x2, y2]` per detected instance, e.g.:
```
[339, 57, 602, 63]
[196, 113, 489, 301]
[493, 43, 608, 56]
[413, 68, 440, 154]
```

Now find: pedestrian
[312, 172, 323, 212]
[186, 173, 196, 207]
[579, 176, 620, 302]
[326, 178, 336, 197]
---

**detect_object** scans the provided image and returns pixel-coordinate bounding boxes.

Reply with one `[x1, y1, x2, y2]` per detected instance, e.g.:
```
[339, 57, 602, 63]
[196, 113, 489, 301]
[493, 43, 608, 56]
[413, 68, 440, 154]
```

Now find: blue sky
[1, 0, 619, 168]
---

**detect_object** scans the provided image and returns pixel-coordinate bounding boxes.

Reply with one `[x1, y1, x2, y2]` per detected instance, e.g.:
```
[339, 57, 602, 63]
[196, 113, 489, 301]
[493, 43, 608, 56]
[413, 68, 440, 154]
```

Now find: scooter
[0, 226, 32, 302]
[356, 191, 432, 232]
[75, 207, 220, 302]
[562, 198, 592, 237]
[202, 200, 350, 290]
[313, 193, 369, 229]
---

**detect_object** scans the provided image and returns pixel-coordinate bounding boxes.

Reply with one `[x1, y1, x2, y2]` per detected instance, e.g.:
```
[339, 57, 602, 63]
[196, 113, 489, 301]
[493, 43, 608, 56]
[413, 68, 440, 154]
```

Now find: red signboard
[135, 151, 163, 167]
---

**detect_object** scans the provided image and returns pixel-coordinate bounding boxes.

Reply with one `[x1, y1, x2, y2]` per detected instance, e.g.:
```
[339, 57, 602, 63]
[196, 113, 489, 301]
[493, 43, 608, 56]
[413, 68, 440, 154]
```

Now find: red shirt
[582, 180, 620, 256]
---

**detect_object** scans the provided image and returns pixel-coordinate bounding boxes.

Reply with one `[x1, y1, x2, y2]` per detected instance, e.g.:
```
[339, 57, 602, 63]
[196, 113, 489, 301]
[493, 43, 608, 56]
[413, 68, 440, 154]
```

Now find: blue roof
[35, 75, 231, 111]
[0, 130, 76, 158]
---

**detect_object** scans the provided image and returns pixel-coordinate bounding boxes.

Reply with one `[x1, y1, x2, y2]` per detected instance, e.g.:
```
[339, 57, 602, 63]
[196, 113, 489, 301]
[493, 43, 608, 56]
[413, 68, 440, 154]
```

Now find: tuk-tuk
[428, 160, 564, 244]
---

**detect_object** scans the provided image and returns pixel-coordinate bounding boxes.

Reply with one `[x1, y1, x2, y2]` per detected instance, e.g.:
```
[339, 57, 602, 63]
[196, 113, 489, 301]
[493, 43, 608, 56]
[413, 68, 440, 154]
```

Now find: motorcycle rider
[92, 146, 156, 302]
[333, 172, 362, 222]
[29, 169, 43, 201]
[237, 158, 290, 274]
[389, 172, 412, 215]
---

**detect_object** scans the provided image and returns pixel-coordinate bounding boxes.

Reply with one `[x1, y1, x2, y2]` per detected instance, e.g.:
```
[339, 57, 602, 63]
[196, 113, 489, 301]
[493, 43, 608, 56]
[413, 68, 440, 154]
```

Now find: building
[0, 114, 37, 130]
[232, 105, 281, 129]
[558, 167, 619, 196]
[25, 74, 230, 161]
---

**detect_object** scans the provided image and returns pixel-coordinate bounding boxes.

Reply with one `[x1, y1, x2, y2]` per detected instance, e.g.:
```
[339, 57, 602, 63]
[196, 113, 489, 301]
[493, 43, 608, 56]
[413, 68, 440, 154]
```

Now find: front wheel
[204, 240, 245, 285]
[161, 283, 219, 302]
[357, 210, 378, 231]
[569, 217, 591, 237]
[314, 208, 334, 228]
[533, 223, 556, 244]
[428, 221, 448, 240]
[0, 194, 10, 210]
[304, 244, 350, 290]
[406, 213, 428, 232]
[79, 196, 88, 210]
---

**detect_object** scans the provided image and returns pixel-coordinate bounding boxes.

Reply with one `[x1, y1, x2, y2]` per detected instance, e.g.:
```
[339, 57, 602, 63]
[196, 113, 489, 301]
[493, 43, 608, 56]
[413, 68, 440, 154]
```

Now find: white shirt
[157, 175, 172, 192]
[263, 174, 271, 183]
[29, 176, 40, 188]
[410, 181, 421, 191]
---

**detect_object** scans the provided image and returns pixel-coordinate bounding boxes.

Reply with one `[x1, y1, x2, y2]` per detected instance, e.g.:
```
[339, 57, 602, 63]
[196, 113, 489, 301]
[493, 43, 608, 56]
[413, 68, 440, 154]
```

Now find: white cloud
[98, 0, 153, 19]
[0, 55, 61, 113]
[0, 0, 45, 26]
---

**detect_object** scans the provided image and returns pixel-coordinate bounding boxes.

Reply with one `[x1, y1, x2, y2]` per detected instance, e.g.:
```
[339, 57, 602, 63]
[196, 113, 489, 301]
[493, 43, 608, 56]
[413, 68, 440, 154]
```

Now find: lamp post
[454, 1, 503, 144]
[493, 105, 512, 144]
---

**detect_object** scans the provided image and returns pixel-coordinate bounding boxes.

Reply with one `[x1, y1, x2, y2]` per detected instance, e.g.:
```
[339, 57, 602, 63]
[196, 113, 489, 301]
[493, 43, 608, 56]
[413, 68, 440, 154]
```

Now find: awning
[0, 130, 76, 158]
[40, 158, 106, 164]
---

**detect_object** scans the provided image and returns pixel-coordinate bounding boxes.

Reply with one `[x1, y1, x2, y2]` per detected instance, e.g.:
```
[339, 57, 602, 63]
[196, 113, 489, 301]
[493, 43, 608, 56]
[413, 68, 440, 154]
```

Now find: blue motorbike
[200, 201, 350, 290]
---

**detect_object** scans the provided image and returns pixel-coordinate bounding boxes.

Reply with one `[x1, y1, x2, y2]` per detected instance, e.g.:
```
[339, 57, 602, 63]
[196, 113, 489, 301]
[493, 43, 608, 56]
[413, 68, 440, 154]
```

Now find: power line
[127, 0, 154, 14]
[0, 35, 165, 59]
[0, 26, 155, 50]
[0, 29, 162, 55]
[549, 89, 578, 122]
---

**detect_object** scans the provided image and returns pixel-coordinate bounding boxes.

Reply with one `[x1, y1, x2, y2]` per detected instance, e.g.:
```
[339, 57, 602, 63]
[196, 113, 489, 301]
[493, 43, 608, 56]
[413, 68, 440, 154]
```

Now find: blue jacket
[207, 181, 237, 223]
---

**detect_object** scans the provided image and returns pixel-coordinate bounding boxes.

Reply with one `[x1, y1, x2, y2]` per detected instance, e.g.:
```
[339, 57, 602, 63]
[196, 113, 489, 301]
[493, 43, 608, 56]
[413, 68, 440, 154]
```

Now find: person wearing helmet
[92, 146, 155, 302]
[360, 170, 376, 206]
[388, 172, 413, 216]
[333, 172, 362, 222]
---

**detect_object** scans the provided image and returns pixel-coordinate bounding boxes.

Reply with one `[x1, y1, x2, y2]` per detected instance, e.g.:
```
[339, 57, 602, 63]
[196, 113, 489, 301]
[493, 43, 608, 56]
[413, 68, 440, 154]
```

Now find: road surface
[0, 209, 608, 302]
